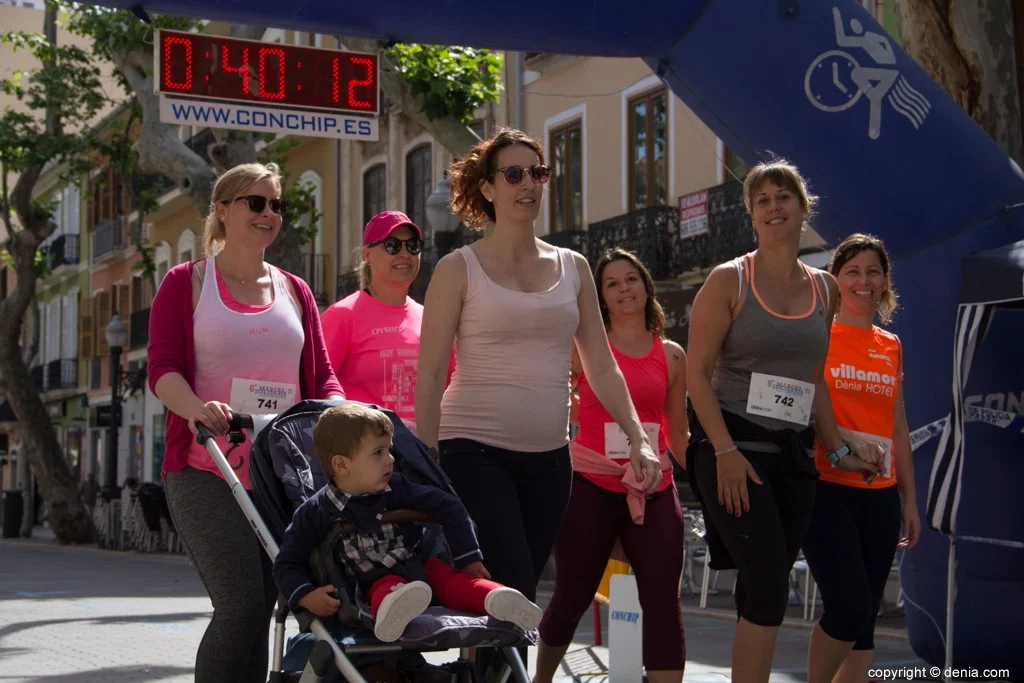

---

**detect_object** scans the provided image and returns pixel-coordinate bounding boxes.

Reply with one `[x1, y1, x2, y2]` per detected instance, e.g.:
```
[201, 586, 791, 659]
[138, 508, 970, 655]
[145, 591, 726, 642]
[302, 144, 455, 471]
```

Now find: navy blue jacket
[273, 473, 483, 610]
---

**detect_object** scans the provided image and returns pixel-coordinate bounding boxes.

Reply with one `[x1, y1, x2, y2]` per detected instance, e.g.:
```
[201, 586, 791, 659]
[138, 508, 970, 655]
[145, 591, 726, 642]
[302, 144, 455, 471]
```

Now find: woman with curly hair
[415, 128, 661, 671]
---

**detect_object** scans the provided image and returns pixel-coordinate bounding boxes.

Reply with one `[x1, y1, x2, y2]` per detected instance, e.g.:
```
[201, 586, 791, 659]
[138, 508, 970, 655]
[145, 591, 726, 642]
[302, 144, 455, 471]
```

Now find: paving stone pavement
[0, 529, 928, 682]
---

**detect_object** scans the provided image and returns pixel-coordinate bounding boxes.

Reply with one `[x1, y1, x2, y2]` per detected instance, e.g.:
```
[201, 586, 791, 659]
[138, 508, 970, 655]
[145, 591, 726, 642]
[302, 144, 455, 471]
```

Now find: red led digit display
[156, 29, 379, 115]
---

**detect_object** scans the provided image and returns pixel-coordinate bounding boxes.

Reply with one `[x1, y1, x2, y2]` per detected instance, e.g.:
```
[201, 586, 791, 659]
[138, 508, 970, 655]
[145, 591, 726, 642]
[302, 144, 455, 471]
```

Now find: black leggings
[802, 481, 901, 649]
[439, 439, 573, 670]
[692, 443, 816, 626]
[165, 467, 277, 683]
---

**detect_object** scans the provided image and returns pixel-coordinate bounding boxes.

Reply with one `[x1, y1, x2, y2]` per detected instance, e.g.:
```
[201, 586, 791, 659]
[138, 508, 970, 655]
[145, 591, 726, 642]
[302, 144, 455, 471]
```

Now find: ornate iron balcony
[47, 234, 80, 270]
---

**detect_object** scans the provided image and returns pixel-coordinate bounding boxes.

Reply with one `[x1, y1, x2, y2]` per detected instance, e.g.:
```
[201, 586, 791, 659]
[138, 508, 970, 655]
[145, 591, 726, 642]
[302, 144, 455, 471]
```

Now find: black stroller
[196, 399, 536, 683]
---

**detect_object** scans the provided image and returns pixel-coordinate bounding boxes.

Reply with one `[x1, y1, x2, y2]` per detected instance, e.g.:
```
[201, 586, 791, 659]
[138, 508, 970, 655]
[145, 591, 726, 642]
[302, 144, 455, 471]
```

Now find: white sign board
[609, 573, 644, 683]
[678, 189, 709, 239]
[159, 96, 379, 142]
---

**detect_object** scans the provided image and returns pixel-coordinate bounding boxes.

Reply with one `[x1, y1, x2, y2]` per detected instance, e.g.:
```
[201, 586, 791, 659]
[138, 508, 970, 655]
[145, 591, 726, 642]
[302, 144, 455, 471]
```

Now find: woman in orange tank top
[802, 234, 921, 683]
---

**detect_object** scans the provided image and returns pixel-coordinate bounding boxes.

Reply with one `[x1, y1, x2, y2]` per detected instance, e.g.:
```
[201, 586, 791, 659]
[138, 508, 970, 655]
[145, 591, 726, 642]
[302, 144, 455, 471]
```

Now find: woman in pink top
[321, 210, 453, 434]
[536, 248, 688, 682]
[147, 162, 342, 683]
[415, 128, 662, 673]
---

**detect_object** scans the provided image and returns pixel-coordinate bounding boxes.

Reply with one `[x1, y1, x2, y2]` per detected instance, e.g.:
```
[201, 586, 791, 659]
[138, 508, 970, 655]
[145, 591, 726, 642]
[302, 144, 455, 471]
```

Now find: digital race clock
[155, 29, 379, 116]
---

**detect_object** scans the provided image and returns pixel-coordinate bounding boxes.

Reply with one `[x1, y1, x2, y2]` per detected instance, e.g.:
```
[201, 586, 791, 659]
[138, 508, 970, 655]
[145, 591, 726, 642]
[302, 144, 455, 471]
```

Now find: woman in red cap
[321, 211, 453, 434]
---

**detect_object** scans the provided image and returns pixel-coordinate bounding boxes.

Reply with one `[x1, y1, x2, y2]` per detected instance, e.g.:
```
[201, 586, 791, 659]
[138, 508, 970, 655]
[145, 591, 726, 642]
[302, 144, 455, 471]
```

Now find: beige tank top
[439, 245, 581, 452]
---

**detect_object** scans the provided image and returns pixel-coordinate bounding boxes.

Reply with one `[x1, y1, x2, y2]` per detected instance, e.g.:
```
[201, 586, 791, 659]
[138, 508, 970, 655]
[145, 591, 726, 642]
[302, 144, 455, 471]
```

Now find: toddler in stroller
[273, 403, 542, 643]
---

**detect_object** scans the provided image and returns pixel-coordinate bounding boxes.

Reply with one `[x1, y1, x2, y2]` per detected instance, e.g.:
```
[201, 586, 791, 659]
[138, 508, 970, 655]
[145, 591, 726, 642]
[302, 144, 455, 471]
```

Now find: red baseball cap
[363, 210, 423, 245]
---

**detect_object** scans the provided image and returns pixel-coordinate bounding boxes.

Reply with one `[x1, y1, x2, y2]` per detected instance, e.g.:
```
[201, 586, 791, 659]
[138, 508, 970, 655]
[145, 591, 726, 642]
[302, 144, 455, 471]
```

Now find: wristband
[827, 443, 851, 465]
[714, 445, 738, 457]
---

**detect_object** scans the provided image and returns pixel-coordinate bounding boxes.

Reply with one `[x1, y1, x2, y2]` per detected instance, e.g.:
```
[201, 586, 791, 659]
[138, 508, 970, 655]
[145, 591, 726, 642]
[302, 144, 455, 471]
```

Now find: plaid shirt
[323, 484, 416, 576]
[273, 473, 483, 611]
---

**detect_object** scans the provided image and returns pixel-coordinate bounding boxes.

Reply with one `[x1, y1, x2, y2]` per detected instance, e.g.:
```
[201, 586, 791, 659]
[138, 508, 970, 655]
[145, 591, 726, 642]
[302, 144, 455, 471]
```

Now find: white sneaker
[373, 581, 432, 642]
[483, 587, 542, 631]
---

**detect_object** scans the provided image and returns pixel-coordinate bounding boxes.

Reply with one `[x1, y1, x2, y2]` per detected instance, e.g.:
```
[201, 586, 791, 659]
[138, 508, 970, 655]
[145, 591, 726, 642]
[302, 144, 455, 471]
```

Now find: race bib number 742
[745, 372, 815, 426]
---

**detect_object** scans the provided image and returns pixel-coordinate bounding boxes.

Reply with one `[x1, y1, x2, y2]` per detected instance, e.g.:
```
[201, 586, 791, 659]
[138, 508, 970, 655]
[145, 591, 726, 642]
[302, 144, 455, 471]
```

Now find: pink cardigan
[148, 260, 344, 477]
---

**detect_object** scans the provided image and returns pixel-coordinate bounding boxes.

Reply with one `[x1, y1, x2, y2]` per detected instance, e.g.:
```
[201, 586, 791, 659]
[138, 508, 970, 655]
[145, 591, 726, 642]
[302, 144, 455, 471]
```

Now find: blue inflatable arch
[80, 0, 1024, 672]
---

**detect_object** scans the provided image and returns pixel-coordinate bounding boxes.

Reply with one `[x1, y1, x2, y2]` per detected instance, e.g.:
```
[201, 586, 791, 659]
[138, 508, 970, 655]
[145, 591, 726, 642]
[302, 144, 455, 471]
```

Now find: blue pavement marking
[15, 590, 76, 598]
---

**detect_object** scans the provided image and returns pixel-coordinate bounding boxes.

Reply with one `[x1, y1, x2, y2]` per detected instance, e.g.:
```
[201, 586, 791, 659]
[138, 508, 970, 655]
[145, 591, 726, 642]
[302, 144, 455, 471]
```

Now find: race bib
[604, 422, 661, 459]
[837, 426, 894, 478]
[746, 372, 815, 426]
[229, 378, 297, 414]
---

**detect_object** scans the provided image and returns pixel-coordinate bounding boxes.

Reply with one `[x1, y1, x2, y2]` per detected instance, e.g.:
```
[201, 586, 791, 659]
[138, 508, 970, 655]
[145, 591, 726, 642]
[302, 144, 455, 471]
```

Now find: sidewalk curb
[677, 603, 910, 643]
[0, 536, 192, 564]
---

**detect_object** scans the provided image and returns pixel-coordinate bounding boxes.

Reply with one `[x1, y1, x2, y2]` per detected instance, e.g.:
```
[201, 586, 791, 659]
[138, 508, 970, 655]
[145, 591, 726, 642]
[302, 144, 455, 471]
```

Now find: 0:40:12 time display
[158, 30, 379, 115]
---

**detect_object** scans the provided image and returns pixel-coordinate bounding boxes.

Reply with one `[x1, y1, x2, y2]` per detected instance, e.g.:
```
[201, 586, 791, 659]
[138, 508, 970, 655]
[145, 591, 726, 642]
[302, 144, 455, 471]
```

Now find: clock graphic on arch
[805, 50, 862, 113]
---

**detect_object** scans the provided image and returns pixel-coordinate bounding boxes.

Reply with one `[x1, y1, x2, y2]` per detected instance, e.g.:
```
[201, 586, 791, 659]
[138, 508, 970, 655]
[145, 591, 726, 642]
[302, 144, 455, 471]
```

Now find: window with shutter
[118, 283, 131, 319]
[64, 292, 78, 359]
[96, 291, 111, 357]
[80, 295, 94, 361]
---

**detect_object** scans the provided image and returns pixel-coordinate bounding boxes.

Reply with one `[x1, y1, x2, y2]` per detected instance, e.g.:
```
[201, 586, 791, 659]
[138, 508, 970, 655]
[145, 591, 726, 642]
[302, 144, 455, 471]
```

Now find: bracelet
[827, 443, 851, 465]
[714, 445, 738, 457]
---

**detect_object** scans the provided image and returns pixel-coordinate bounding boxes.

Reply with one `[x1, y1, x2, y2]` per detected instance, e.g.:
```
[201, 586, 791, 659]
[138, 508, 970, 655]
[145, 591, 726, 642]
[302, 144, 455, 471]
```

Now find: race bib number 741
[229, 378, 297, 414]
[746, 372, 815, 426]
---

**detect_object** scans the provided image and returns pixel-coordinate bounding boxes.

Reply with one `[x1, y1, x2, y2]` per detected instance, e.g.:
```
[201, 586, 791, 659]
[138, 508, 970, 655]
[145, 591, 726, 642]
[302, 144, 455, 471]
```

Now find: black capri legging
[692, 443, 816, 626]
[801, 481, 902, 649]
[439, 438, 573, 670]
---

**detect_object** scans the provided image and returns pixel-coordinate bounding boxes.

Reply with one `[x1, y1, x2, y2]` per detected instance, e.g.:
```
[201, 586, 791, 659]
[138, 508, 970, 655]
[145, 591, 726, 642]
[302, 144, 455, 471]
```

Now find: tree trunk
[0, 6, 95, 545]
[894, 0, 1023, 164]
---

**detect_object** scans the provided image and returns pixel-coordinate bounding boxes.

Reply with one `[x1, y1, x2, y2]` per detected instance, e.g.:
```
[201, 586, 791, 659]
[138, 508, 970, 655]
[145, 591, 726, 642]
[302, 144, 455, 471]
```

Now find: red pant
[367, 558, 502, 617]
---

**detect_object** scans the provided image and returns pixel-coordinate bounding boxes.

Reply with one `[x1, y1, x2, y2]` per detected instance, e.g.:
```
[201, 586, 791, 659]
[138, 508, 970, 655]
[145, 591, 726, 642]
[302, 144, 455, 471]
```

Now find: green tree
[0, 4, 109, 543]
[894, 0, 1021, 164]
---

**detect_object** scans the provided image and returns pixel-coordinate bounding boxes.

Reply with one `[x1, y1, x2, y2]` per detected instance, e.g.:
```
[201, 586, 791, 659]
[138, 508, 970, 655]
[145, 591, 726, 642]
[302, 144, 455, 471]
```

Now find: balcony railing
[586, 180, 755, 279]
[541, 229, 588, 253]
[44, 359, 77, 391]
[92, 217, 124, 262]
[47, 234, 80, 270]
[90, 358, 102, 390]
[130, 307, 150, 350]
[185, 127, 216, 166]
[303, 254, 328, 305]
[336, 269, 361, 302]
[30, 364, 44, 391]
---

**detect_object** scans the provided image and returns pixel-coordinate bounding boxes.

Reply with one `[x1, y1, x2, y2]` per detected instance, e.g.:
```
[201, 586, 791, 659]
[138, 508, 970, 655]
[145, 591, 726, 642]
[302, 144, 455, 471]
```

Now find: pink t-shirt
[321, 290, 454, 432]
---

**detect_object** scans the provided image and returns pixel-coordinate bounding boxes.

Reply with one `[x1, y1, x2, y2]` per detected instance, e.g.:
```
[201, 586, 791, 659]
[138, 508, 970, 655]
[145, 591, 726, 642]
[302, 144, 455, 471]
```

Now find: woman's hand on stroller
[462, 561, 491, 580]
[188, 400, 234, 437]
[298, 585, 342, 617]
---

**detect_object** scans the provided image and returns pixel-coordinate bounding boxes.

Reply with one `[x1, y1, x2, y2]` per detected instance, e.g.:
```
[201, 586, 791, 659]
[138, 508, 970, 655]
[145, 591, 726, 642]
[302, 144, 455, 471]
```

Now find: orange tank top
[815, 321, 902, 489]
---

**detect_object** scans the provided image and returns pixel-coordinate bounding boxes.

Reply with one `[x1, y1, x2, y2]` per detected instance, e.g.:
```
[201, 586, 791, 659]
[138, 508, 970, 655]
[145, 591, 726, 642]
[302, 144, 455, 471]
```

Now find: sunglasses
[491, 164, 551, 185]
[369, 235, 424, 255]
[230, 195, 286, 215]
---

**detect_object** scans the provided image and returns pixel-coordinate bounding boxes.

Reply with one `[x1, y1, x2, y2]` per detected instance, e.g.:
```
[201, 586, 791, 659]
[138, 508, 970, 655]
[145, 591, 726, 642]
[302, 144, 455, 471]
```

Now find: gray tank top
[713, 253, 831, 432]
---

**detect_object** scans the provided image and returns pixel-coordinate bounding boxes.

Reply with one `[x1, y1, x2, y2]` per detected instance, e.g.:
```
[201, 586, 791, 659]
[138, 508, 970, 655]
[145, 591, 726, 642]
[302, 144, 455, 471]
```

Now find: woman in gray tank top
[685, 159, 884, 683]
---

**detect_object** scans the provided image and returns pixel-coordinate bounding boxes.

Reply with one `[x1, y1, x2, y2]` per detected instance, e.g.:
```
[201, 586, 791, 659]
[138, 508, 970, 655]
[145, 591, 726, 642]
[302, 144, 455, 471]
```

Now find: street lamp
[103, 313, 128, 503]
[425, 176, 461, 257]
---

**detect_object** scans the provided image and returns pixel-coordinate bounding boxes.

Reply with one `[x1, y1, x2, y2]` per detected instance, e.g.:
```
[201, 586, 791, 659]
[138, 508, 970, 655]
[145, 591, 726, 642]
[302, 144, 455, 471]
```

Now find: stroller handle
[194, 413, 260, 445]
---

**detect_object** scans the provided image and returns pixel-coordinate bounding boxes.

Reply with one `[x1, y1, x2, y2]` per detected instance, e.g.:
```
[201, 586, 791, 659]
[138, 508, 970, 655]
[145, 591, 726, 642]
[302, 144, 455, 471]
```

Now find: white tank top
[187, 257, 304, 487]
[439, 246, 581, 452]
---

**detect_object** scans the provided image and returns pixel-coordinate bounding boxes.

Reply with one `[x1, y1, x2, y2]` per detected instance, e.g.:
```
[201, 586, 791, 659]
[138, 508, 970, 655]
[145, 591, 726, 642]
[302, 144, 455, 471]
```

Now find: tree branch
[340, 36, 481, 157]
[114, 47, 216, 215]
